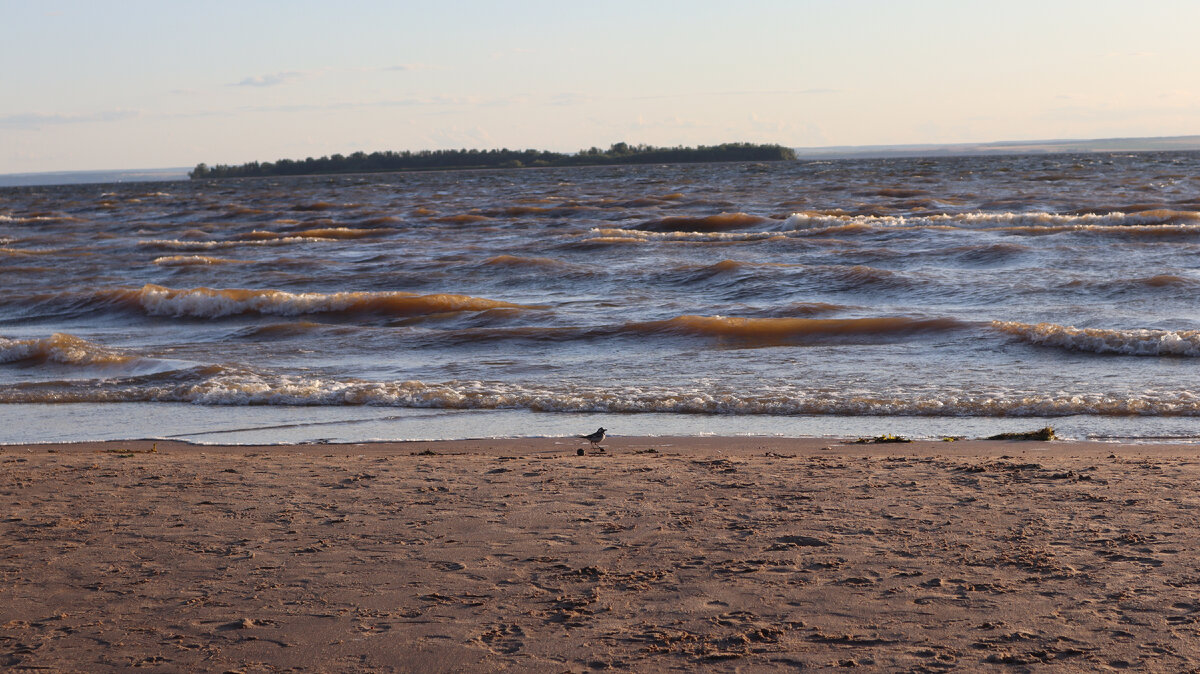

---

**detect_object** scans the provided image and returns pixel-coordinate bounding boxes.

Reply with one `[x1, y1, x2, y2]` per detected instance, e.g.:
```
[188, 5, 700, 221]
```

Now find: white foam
[993, 321, 1200, 356]
[137, 236, 332, 250]
[0, 333, 120, 365]
[9, 374, 1200, 417]
[783, 210, 1200, 232]
[119, 284, 527, 319]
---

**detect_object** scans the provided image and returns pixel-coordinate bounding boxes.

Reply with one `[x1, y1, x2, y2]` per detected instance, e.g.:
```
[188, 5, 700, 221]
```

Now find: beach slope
[3, 437, 1199, 671]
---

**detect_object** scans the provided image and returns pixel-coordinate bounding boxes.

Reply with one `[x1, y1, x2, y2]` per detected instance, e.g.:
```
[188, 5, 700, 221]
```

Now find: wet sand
[3, 436, 1200, 671]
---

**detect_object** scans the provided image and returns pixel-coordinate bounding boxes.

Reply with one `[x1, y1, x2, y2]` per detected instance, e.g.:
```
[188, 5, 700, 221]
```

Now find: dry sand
[3, 436, 1200, 672]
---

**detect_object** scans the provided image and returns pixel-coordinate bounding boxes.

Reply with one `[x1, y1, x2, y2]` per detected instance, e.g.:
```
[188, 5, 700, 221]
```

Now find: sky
[3, 0, 1199, 173]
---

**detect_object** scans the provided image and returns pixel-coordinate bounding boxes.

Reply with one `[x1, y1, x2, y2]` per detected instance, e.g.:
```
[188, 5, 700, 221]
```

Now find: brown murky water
[3, 154, 1200, 442]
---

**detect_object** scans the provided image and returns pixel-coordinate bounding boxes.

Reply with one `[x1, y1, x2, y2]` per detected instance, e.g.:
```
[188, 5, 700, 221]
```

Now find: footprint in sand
[479, 624, 525, 654]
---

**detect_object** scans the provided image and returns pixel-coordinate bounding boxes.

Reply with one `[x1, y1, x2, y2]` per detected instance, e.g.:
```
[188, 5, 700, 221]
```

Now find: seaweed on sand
[985, 426, 1057, 441]
[851, 434, 913, 444]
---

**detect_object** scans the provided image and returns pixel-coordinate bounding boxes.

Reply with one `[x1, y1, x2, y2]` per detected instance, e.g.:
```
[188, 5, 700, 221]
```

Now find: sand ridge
[2, 437, 1200, 671]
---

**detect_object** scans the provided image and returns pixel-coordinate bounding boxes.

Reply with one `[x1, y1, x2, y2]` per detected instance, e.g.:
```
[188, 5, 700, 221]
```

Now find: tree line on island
[188, 142, 797, 179]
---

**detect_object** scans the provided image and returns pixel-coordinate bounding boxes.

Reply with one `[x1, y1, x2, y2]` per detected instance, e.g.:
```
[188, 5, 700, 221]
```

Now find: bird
[578, 427, 607, 450]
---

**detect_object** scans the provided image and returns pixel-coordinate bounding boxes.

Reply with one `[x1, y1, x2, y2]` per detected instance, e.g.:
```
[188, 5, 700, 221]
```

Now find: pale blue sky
[3, 0, 1198, 172]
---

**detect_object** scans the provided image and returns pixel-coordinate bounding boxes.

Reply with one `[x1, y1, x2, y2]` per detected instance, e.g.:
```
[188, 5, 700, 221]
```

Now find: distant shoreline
[187, 142, 798, 180]
[5, 135, 1200, 187]
[792, 134, 1200, 159]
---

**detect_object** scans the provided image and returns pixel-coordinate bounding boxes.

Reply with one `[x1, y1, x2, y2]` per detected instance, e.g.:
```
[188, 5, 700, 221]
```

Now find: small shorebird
[578, 427, 607, 449]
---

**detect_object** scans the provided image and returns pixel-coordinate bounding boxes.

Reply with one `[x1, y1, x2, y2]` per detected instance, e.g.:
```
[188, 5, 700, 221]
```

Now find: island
[188, 142, 797, 179]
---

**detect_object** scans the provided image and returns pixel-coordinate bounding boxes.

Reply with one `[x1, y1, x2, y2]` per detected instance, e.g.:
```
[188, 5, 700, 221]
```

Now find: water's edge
[3, 403, 1199, 445]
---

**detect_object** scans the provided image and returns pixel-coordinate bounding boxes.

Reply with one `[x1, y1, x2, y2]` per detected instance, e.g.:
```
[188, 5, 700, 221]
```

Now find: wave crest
[629, 314, 968, 345]
[137, 236, 342, 250]
[0, 333, 133, 366]
[110, 284, 538, 318]
[783, 210, 1200, 235]
[153, 255, 247, 266]
[481, 254, 572, 270]
[0, 333, 194, 378]
[9, 375, 1200, 417]
[993, 321, 1200, 356]
[633, 212, 773, 232]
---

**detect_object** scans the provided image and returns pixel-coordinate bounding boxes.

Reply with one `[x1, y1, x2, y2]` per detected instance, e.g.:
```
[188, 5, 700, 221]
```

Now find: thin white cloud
[237, 95, 494, 114]
[233, 71, 308, 87]
[0, 110, 140, 130]
[142, 95, 498, 122]
[0, 90, 604, 133]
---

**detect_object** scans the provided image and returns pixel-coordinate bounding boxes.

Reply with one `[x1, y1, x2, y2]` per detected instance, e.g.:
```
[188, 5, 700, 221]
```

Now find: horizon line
[4, 133, 1200, 183]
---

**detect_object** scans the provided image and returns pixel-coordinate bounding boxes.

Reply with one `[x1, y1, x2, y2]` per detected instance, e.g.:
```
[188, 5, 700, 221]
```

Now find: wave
[138, 237, 339, 250]
[7, 374, 1200, 416]
[656, 259, 793, 286]
[782, 210, 1200, 236]
[756, 302, 852, 317]
[480, 254, 574, 270]
[0, 333, 134, 366]
[0, 247, 61, 256]
[584, 227, 786, 244]
[627, 314, 968, 345]
[632, 212, 773, 232]
[944, 242, 1033, 265]
[428, 314, 969, 347]
[1131, 274, 1198, 288]
[652, 260, 921, 294]
[107, 284, 540, 319]
[0, 333, 192, 377]
[822, 264, 916, 291]
[433, 214, 493, 224]
[153, 255, 248, 266]
[230, 321, 338, 339]
[0, 214, 83, 224]
[272, 227, 383, 240]
[993, 321, 1200, 356]
[1063, 274, 1200, 295]
[204, 312, 969, 348]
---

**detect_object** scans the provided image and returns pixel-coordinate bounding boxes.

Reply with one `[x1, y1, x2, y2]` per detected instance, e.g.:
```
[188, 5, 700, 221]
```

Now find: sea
[3, 153, 1200, 444]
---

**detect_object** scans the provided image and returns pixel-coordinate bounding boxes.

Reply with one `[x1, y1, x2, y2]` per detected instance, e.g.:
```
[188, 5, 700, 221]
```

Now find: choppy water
[3, 153, 1200, 443]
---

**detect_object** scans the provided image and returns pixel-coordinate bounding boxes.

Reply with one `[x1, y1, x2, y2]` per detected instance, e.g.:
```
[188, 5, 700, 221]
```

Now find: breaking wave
[105, 285, 540, 319]
[993, 321, 1200, 356]
[782, 210, 1200, 236]
[584, 227, 786, 244]
[0, 333, 133, 366]
[0, 333, 191, 377]
[137, 236, 345, 250]
[153, 255, 248, 266]
[6, 374, 1200, 416]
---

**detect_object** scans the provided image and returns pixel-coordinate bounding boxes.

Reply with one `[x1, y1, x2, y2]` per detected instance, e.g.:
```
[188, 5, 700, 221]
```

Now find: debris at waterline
[985, 427, 1057, 441]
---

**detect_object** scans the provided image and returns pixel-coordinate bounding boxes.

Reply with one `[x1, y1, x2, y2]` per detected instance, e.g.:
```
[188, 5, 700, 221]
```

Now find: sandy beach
[3, 436, 1200, 672]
